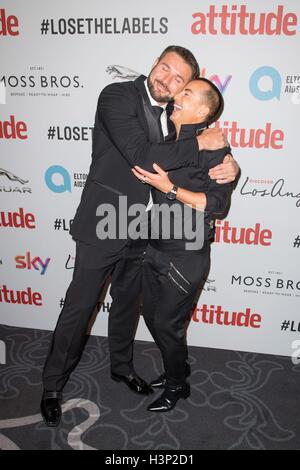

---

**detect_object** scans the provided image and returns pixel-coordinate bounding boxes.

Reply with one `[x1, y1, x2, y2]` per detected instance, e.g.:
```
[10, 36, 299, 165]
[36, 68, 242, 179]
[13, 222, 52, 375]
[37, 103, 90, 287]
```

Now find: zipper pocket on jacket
[169, 261, 191, 286]
[167, 272, 189, 295]
[91, 179, 124, 196]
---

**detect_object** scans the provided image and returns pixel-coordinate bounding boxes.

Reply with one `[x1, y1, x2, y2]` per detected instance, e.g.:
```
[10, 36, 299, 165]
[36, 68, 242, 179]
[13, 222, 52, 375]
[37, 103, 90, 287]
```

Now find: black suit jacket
[71, 75, 201, 248]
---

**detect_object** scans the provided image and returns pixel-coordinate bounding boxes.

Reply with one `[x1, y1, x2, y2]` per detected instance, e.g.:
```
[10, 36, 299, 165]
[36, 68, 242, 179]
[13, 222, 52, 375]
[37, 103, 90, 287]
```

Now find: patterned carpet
[0, 324, 299, 450]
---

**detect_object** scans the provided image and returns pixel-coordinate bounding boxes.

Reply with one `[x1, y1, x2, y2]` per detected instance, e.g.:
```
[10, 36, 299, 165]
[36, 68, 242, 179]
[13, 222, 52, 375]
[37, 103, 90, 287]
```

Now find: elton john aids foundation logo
[250, 67, 300, 102]
[45, 166, 87, 192]
[250, 66, 282, 101]
[45, 166, 71, 193]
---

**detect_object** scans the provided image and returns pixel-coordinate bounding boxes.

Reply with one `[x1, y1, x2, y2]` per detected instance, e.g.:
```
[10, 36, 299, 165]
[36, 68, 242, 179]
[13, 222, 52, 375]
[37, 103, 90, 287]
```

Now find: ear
[197, 104, 209, 118]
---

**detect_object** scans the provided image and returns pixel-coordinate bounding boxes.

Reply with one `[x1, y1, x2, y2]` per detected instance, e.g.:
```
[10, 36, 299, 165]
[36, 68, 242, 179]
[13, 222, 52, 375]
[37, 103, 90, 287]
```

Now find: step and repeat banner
[0, 0, 299, 357]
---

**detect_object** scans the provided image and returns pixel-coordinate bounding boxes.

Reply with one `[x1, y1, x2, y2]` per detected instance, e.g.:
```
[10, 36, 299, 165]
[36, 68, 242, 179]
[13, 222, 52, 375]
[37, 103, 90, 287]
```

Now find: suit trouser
[42, 239, 148, 392]
[142, 243, 211, 386]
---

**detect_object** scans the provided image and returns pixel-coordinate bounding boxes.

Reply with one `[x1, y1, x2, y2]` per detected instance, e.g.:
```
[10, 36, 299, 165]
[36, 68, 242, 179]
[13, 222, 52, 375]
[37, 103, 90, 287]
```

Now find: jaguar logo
[203, 278, 216, 292]
[0, 168, 29, 185]
[106, 65, 140, 82]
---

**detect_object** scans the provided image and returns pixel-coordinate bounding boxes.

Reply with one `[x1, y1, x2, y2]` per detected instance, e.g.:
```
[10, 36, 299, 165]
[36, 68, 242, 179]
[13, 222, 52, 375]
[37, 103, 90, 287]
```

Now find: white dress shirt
[144, 80, 169, 211]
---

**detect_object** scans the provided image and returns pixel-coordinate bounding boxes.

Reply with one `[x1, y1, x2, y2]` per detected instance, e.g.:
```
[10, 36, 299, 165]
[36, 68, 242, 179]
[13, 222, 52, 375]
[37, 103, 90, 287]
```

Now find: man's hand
[132, 163, 173, 193]
[209, 154, 240, 184]
[197, 128, 228, 151]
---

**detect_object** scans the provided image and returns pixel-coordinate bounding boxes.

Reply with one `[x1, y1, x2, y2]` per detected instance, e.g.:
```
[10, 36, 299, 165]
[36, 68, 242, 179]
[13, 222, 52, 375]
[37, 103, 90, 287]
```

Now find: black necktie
[152, 106, 164, 141]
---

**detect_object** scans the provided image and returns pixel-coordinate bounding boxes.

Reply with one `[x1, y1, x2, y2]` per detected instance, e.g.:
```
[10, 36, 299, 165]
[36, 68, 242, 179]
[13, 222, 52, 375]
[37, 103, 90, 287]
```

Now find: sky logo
[200, 68, 232, 94]
[45, 165, 71, 193]
[15, 252, 51, 275]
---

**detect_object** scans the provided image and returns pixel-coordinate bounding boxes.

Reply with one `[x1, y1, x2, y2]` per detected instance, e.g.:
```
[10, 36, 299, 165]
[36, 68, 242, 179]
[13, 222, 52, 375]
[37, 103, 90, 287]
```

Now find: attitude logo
[0, 8, 19, 36]
[0, 168, 31, 195]
[0, 208, 36, 230]
[192, 304, 262, 328]
[0, 285, 43, 306]
[0, 116, 28, 140]
[214, 120, 284, 149]
[215, 220, 272, 246]
[191, 5, 297, 36]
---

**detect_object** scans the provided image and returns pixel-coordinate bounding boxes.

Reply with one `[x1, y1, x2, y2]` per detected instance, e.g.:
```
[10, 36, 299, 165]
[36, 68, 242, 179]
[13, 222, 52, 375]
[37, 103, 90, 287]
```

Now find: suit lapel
[134, 75, 164, 144]
[166, 103, 176, 142]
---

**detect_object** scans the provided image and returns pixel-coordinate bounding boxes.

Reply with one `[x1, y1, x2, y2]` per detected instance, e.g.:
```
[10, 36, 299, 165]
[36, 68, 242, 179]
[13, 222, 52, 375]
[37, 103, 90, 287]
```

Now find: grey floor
[0, 324, 299, 450]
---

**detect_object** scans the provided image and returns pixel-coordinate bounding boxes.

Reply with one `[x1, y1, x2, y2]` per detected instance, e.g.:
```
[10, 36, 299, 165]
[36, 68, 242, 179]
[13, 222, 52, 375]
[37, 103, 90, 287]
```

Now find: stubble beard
[147, 74, 173, 104]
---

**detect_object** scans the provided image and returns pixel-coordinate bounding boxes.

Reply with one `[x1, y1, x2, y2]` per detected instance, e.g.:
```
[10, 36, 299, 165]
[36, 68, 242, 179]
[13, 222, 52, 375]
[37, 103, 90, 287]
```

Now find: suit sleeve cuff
[205, 194, 217, 213]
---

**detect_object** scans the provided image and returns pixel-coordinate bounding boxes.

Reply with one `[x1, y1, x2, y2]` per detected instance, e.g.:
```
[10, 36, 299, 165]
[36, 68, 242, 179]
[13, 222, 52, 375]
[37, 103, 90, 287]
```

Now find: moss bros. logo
[0, 9, 19, 36]
[1, 72, 81, 90]
[1, 67, 83, 102]
[231, 273, 300, 298]
[191, 5, 297, 36]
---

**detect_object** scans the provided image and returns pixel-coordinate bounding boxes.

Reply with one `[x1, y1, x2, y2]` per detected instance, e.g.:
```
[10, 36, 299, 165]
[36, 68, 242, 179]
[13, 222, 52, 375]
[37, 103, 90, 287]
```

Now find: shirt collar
[144, 78, 168, 110]
[178, 122, 208, 141]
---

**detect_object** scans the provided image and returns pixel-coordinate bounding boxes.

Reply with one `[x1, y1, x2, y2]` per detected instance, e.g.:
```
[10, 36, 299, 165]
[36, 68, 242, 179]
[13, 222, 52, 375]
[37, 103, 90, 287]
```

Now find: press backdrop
[0, 0, 299, 357]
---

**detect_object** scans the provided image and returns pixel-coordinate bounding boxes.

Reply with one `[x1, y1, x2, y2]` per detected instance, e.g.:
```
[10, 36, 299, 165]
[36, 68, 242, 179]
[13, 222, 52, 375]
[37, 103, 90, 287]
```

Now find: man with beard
[41, 46, 239, 427]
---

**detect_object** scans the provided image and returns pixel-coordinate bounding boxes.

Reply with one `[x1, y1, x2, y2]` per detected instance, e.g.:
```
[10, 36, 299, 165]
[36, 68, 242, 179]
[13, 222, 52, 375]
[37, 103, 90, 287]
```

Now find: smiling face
[171, 80, 213, 126]
[147, 52, 194, 104]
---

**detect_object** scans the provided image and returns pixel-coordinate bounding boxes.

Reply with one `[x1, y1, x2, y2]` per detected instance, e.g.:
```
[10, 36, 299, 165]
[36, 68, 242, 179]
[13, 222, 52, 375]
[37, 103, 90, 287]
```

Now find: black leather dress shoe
[147, 383, 190, 412]
[40, 391, 62, 427]
[111, 372, 153, 395]
[150, 363, 191, 389]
